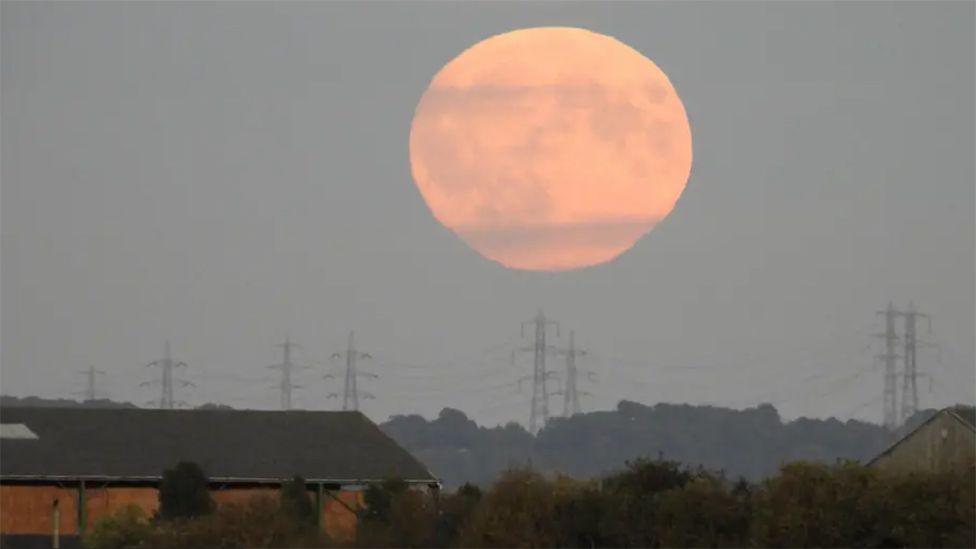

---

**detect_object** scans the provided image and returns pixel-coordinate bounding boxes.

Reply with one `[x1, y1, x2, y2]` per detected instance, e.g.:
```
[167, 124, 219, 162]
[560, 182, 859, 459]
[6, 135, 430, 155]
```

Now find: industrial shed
[868, 405, 975, 474]
[0, 406, 438, 548]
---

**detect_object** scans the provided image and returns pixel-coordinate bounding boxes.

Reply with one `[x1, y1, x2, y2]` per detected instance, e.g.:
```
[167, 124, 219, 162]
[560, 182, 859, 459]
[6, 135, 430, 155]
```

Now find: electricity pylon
[330, 331, 375, 411]
[519, 309, 560, 434]
[553, 330, 597, 417]
[898, 302, 935, 424]
[75, 365, 106, 402]
[874, 301, 937, 428]
[269, 337, 303, 410]
[142, 341, 192, 409]
[875, 303, 900, 430]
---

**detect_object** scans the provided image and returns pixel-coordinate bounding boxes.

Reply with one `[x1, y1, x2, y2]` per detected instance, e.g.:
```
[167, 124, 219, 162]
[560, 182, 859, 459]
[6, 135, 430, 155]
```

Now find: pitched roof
[949, 405, 975, 430]
[867, 405, 976, 466]
[0, 407, 437, 484]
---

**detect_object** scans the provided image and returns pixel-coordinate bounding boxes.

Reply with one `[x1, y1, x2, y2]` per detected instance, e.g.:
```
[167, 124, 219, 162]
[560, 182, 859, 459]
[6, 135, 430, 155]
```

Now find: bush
[158, 461, 214, 520]
[85, 495, 331, 549]
[550, 475, 609, 548]
[458, 468, 559, 547]
[150, 494, 330, 548]
[86, 459, 976, 549]
[431, 483, 481, 547]
[750, 462, 877, 547]
[281, 476, 317, 527]
[599, 458, 693, 547]
[358, 478, 436, 548]
[83, 504, 152, 549]
[655, 474, 748, 547]
[869, 468, 976, 548]
[361, 477, 408, 523]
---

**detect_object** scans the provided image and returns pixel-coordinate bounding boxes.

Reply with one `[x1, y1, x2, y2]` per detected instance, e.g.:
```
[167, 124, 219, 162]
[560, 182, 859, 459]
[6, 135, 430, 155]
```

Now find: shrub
[358, 478, 437, 548]
[599, 458, 693, 547]
[281, 476, 317, 527]
[431, 483, 481, 547]
[83, 504, 152, 549]
[458, 468, 559, 548]
[158, 461, 214, 520]
[150, 495, 330, 548]
[655, 474, 748, 547]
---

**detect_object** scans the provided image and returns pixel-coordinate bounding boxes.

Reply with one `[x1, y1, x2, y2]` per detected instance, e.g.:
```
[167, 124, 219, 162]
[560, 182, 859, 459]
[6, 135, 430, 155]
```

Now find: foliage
[751, 461, 878, 547]
[86, 495, 330, 548]
[599, 458, 693, 547]
[158, 461, 214, 520]
[83, 504, 153, 549]
[750, 462, 975, 548]
[655, 474, 749, 547]
[458, 468, 559, 547]
[84, 460, 975, 549]
[357, 478, 436, 548]
[431, 483, 482, 547]
[382, 402, 910, 488]
[868, 467, 976, 548]
[361, 477, 408, 523]
[281, 475, 317, 526]
[152, 494, 329, 548]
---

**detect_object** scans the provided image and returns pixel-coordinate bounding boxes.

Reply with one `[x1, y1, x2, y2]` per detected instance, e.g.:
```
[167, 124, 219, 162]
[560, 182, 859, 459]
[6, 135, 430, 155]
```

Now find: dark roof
[949, 405, 975, 430]
[0, 407, 437, 484]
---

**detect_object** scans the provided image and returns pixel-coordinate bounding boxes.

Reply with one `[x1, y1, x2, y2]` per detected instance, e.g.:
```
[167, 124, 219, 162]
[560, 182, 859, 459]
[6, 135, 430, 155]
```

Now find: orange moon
[409, 27, 692, 271]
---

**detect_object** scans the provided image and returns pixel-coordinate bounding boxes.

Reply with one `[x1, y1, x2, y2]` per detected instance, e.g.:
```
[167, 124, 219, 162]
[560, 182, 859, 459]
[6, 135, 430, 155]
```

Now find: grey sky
[2, 1, 973, 427]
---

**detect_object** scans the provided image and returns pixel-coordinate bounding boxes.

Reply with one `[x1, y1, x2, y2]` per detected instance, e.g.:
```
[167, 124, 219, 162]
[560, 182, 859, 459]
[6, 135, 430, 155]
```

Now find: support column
[316, 483, 324, 531]
[78, 480, 87, 537]
[52, 498, 60, 549]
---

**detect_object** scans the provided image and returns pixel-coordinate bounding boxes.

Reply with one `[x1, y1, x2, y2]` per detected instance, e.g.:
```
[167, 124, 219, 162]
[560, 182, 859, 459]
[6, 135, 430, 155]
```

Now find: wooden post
[52, 498, 60, 549]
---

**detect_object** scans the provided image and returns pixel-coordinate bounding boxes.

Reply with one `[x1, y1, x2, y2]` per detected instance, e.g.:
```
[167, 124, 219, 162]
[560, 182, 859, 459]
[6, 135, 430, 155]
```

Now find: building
[868, 405, 975, 474]
[0, 406, 438, 548]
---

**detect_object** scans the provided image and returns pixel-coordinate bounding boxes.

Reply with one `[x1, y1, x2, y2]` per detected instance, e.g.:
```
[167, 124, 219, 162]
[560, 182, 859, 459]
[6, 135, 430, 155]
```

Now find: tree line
[381, 401, 933, 487]
[86, 458, 974, 548]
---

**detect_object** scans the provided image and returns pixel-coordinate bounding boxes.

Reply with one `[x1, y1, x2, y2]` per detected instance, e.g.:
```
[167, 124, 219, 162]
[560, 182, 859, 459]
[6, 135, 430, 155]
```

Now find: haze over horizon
[2, 2, 973, 429]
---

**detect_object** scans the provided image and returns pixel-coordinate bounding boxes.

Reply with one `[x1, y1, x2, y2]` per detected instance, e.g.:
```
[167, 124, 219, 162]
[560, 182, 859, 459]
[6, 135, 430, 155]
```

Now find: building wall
[84, 486, 159, 527]
[323, 490, 364, 543]
[0, 485, 79, 536]
[871, 412, 976, 474]
[0, 483, 363, 540]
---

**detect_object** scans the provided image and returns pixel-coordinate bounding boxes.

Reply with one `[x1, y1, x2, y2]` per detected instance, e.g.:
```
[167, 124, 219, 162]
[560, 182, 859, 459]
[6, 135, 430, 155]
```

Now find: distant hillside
[381, 401, 937, 488]
[0, 395, 138, 409]
[0, 395, 232, 410]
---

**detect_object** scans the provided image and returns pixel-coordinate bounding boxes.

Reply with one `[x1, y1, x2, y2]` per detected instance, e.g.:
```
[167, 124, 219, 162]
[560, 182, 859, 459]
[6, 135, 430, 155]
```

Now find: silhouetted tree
[280, 475, 316, 526]
[432, 483, 481, 547]
[600, 458, 692, 547]
[158, 461, 213, 520]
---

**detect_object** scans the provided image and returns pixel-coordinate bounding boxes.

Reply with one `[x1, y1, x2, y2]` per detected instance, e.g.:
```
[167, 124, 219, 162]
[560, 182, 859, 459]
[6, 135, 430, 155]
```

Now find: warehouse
[0, 406, 438, 548]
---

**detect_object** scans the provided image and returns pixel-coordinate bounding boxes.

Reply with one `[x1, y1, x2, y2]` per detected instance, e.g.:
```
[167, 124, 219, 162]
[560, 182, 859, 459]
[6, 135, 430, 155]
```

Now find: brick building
[0, 406, 438, 548]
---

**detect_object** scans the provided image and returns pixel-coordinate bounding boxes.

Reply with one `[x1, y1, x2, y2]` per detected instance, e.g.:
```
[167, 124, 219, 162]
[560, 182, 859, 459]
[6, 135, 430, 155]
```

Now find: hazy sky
[2, 1, 973, 428]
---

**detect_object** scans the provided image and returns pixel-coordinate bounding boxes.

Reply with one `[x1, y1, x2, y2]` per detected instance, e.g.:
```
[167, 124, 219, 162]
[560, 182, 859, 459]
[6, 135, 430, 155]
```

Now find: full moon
[409, 27, 692, 271]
